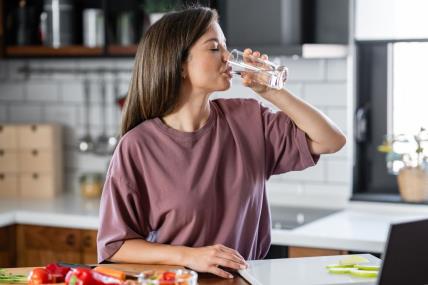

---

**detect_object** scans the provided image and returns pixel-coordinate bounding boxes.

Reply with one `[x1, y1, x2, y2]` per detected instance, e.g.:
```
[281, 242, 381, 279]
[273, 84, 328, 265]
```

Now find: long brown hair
[121, 6, 218, 136]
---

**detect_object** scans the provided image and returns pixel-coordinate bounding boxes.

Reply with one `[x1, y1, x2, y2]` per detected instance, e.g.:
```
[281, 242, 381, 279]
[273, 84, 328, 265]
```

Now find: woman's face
[182, 22, 232, 93]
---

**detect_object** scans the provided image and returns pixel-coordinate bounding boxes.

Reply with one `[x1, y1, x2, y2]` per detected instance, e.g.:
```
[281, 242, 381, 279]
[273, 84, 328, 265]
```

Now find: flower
[378, 127, 428, 174]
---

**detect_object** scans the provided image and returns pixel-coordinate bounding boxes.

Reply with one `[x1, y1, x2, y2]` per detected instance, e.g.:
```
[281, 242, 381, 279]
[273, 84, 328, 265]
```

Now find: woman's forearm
[260, 88, 346, 154]
[110, 239, 187, 265]
[109, 240, 247, 279]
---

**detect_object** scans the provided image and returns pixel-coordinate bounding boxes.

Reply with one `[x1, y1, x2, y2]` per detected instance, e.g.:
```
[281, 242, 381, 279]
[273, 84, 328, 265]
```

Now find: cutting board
[239, 254, 381, 285]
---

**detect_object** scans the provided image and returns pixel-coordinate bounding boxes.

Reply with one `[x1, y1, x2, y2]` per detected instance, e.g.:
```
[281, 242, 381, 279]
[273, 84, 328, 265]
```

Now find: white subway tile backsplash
[0, 105, 7, 121]
[9, 104, 43, 123]
[281, 58, 325, 82]
[60, 81, 84, 103]
[284, 83, 303, 98]
[7, 60, 28, 80]
[303, 83, 347, 107]
[326, 59, 348, 81]
[65, 150, 111, 172]
[0, 83, 25, 101]
[326, 160, 351, 184]
[304, 182, 351, 197]
[25, 81, 60, 102]
[63, 125, 79, 149]
[326, 107, 348, 133]
[277, 159, 326, 182]
[43, 103, 78, 126]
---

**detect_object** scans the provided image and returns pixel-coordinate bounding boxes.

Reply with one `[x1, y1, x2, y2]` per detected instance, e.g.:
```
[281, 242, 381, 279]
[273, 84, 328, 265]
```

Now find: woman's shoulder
[118, 119, 159, 149]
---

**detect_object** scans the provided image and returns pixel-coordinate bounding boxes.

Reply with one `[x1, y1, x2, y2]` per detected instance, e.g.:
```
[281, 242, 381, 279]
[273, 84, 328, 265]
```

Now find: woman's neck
[161, 91, 211, 132]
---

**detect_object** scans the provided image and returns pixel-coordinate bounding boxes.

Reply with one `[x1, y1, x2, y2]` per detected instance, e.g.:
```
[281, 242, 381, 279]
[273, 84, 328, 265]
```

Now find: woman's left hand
[241, 48, 272, 95]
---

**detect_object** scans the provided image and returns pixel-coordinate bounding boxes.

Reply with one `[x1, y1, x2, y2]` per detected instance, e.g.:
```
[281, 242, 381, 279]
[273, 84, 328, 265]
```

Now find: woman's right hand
[181, 244, 248, 279]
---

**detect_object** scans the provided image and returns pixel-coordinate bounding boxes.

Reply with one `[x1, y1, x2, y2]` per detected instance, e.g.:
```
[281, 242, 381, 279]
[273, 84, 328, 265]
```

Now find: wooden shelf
[6, 45, 104, 57]
[107, 44, 138, 56]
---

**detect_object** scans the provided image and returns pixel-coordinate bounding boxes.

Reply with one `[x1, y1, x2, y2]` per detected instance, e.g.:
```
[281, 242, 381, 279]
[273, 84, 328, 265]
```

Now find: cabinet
[0, 124, 63, 199]
[0, 0, 212, 58]
[16, 225, 98, 267]
[0, 225, 16, 267]
[288, 246, 348, 258]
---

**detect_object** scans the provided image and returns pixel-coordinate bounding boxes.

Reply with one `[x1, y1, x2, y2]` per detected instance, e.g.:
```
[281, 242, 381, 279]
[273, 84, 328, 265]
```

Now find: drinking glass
[227, 49, 288, 89]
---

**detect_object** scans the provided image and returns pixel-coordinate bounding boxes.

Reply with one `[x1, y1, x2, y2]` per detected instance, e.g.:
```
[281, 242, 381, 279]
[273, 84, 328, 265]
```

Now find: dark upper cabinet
[0, 0, 349, 58]
[216, 0, 349, 57]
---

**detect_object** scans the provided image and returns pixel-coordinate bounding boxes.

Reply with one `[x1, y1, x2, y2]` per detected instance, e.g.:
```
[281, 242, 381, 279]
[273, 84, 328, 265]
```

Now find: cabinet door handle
[0, 149, 3, 156]
[32, 149, 39, 156]
[0, 173, 4, 180]
[83, 235, 92, 248]
[65, 234, 76, 247]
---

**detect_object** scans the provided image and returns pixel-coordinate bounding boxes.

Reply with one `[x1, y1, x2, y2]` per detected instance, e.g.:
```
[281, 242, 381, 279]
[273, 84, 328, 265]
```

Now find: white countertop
[240, 254, 380, 285]
[0, 193, 99, 230]
[1, 194, 428, 253]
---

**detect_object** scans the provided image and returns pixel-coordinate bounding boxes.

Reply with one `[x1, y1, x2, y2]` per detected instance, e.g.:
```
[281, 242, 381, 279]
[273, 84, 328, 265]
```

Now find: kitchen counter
[3, 254, 381, 285]
[0, 193, 99, 229]
[1, 193, 428, 253]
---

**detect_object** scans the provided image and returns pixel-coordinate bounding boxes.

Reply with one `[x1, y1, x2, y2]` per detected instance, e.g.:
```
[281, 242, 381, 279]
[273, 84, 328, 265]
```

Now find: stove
[270, 205, 341, 230]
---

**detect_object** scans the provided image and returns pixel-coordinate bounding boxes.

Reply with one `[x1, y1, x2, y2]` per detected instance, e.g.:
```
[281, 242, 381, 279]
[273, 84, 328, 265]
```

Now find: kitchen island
[2, 254, 381, 285]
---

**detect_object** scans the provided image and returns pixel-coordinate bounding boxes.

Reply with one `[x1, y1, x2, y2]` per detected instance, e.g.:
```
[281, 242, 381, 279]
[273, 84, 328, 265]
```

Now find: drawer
[0, 173, 19, 198]
[19, 173, 57, 198]
[0, 125, 18, 149]
[0, 150, 18, 172]
[18, 125, 59, 149]
[18, 150, 55, 172]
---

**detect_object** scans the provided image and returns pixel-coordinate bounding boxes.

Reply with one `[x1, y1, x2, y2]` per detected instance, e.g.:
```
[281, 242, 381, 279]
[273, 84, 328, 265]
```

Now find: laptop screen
[378, 218, 428, 285]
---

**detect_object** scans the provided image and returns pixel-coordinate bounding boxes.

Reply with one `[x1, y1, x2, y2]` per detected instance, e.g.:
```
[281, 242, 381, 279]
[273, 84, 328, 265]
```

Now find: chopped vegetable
[339, 255, 370, 266]
[350, 269, 378, 278]
[325, 264, 354, 269]
[353, 264, 381, 271]
[28, 268, 53, 285]
[327, 256, 380, 279]
[328, 267, 352, 274]
[92, 267, 126, 281]
[0, 269, 27, 283]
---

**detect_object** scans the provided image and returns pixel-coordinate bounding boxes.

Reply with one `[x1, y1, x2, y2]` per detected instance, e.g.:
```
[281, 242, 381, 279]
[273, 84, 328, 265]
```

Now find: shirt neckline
[153, 101, 217, 141]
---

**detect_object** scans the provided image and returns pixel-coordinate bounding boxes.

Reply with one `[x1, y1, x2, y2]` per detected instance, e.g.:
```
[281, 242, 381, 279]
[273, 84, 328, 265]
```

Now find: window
[353, 41, 428, 203]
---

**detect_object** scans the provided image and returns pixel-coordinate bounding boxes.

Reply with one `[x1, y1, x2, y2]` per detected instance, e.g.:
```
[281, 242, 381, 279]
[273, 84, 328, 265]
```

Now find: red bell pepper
[45, 263, 71, 282]
[65, 268, 122, 285]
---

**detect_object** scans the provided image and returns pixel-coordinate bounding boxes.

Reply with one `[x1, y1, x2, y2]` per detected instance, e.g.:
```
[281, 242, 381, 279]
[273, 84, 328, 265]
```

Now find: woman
[97, 6, 346, 279]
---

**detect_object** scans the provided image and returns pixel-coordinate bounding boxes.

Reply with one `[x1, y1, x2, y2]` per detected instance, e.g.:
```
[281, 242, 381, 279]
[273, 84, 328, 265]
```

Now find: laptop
[377, 218, 428, 285]
[239, 218, 428, 285]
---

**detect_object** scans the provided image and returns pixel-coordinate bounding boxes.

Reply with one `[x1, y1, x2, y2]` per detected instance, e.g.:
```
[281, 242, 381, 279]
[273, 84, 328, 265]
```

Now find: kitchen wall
[0, 56, 350, 208]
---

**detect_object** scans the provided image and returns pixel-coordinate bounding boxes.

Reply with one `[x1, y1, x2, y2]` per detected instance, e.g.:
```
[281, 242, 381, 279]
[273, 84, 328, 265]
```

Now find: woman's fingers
[209, 266, 234, 279]
[218, 245, 247, 265]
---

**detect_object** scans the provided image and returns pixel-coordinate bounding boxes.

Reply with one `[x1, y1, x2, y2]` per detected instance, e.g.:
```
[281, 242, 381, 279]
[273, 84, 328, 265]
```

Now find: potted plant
[378, 127, 428, 202]
[142, 0, 177, 25]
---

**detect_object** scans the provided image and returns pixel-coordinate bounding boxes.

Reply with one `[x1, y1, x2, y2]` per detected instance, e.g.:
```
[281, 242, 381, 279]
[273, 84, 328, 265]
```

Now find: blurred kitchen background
[1, 0, 428, 268]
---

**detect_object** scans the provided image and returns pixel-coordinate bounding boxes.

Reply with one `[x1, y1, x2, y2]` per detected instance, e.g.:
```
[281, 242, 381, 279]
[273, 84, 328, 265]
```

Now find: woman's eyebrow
[203, 38, 220, 44]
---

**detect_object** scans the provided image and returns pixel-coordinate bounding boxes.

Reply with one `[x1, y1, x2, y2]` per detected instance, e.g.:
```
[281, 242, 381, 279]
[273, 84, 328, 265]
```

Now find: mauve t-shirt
[97, 98, 319, 263]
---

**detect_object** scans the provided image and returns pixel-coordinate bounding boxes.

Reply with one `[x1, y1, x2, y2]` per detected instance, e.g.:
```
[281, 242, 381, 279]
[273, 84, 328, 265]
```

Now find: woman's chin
[217, 80, 231, 91]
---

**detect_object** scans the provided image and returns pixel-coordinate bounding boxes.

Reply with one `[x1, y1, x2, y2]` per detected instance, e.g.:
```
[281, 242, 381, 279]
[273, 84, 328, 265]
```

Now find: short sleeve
[261, 104, 320, 178]
[97, 140, 150, 263]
